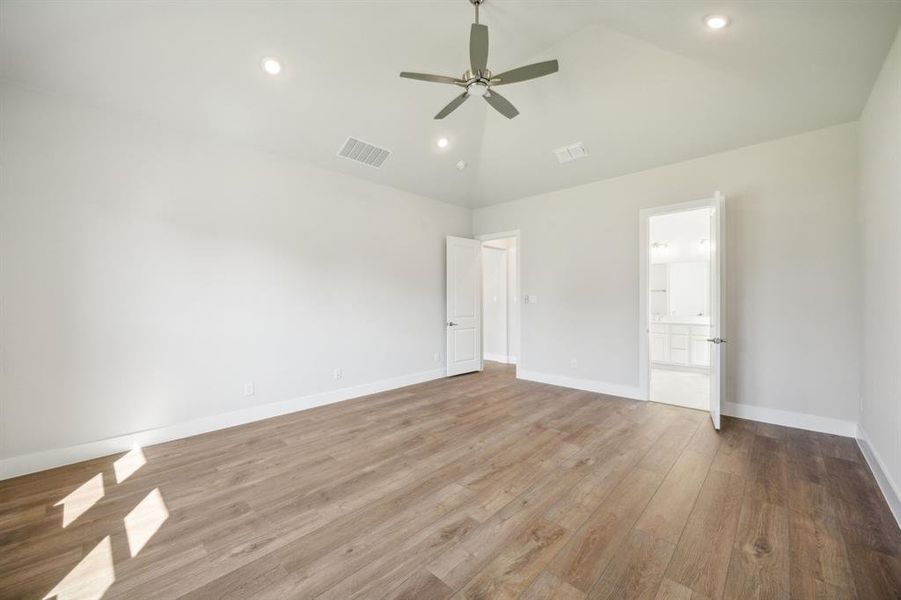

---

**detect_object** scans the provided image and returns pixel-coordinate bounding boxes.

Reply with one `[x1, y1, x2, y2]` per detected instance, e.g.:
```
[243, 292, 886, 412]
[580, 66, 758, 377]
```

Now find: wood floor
[2, 362, 900, 599]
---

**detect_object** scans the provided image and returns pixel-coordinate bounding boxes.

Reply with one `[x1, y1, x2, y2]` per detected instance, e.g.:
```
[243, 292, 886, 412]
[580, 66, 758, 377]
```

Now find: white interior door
[446, 236, 482, 376]
[708, 192, 726, 429]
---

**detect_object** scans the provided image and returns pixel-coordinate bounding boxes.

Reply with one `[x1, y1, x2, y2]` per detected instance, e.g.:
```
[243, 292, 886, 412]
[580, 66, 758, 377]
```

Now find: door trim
[638, 196, 721, 403]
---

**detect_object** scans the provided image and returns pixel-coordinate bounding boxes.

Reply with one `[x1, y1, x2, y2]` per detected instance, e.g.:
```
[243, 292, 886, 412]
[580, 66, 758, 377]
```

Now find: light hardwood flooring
[1, 362, 899, 599]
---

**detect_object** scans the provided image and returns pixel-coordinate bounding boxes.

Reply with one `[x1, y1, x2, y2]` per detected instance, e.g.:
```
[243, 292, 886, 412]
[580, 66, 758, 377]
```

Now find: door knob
[447, 321, 458, 326]
[706, 337, 727, 344]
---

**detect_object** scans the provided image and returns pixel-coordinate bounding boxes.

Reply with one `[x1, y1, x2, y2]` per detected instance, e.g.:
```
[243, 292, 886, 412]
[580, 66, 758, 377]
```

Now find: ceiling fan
[400, 0, 559, 120]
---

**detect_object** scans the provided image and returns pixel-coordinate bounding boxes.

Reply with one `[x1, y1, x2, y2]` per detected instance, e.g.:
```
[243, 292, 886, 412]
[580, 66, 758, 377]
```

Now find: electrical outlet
[243, 382, 255, 397]
[333, 368, 342, 380]
[570, 358, 578, 369]
[433, 352, 441, 362]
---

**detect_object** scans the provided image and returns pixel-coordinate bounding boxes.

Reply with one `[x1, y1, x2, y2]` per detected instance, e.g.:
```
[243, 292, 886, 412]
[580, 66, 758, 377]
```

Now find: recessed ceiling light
[704, 15, 730, 30]
[437, 137, 449, 149]
[261, 57, 282, 75]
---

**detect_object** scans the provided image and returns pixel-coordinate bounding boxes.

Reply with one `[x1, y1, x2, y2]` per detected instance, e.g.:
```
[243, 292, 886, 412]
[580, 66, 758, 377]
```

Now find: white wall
[482, 246, 508, 361]
[0, 84, 470, 469]
[858, 28, 901, 518]
[474, 123, 861, 426]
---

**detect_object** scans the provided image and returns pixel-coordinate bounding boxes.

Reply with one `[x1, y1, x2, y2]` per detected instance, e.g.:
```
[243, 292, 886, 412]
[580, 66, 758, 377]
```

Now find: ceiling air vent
[553, 142, 588, 164]
[337, 137, 391, 168]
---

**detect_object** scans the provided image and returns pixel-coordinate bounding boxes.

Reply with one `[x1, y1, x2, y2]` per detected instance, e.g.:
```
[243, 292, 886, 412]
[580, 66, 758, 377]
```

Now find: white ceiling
[2, 1, 899, 208]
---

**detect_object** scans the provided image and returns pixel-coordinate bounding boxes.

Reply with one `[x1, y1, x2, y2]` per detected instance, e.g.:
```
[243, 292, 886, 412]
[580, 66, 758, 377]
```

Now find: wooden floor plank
[586, 529, 675, 600]
[634, 449, 713, 544]
[664, 469, 745, 598]
[721, 497, 789, 599]
[520, 572, 587, 600]
[545, 467, 663, 594]
[789, 511, 857, 598]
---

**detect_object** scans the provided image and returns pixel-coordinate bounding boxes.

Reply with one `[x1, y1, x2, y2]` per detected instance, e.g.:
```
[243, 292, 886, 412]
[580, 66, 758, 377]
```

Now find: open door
[708, 191, 726, 429]
[446, 236, 482, 376]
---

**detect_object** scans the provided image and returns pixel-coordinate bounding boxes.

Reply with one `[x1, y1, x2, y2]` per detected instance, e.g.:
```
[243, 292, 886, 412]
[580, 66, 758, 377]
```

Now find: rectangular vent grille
[337, 137, 391, 168]
[553, 142, 588, 164]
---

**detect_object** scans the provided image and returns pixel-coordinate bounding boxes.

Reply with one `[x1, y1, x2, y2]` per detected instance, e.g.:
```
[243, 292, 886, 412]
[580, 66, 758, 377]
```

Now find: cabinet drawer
[650, 323, 668, 334]
[670, 333, 689, 350]
[670, 325, 690, 335]
[691, 326, 711, 337]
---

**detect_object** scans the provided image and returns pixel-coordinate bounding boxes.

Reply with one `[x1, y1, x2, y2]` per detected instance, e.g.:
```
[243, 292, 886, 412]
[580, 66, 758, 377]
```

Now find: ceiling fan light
[467, 82, 489, 97]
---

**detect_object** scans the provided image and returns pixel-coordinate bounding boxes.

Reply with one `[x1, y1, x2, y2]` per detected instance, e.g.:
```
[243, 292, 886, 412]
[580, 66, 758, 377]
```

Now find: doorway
[479, 232, 519, 370]
[639, 194, 726, 428]
[647, 208, 712, 410]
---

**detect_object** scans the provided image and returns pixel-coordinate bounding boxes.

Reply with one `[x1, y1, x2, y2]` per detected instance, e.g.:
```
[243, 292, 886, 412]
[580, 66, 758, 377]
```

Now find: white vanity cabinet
[649, 321, 711, 368]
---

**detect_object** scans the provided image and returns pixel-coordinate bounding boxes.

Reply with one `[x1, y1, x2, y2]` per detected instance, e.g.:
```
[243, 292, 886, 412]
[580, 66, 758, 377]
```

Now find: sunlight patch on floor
[42, 535, 115, 600]
[124, 488, 169, 558]
[113, 446, 146, 484]
[55, 474, 104, 528]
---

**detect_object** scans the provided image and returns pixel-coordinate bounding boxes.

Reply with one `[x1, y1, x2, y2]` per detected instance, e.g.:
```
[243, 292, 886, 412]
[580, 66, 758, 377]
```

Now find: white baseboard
[515, 369, 858, 439]
[0, 368, 446, 481]
[857, 426, 901, 528]
[484, 353, 514, 364]
[722, 402, 858, 438]
[516, 369, 643, 400]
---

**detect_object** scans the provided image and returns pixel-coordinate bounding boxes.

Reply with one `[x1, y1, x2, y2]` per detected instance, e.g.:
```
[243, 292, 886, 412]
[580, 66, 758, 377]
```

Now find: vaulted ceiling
[2, 1, 899, 207]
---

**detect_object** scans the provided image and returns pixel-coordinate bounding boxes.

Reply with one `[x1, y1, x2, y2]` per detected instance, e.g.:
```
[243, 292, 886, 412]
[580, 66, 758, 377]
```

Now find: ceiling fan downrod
[470, 0, 483, 25]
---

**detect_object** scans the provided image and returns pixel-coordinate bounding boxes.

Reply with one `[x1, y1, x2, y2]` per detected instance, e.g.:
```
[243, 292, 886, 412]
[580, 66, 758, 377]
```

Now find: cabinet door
[650, 333, 668, 363]
[670, 333, 689, 365]
[691, 335, 711, 366]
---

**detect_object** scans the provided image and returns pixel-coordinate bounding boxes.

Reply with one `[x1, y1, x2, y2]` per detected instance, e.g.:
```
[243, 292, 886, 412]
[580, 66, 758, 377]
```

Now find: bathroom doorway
[643, 206, 713, 411]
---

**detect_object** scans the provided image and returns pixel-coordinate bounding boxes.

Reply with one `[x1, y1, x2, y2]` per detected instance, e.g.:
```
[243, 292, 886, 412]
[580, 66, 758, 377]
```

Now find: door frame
[638, 196, 720, 402]
[476, 230, 521, 371]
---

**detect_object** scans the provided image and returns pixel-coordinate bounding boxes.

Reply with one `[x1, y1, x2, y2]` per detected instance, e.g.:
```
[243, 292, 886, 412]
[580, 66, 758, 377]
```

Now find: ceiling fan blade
[484, 89, 519, 119]
[400, 72, 463, 85]
[470, 23, 489, 73]
[491, 60, 559, 85]
[435, 92, 470, 119]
